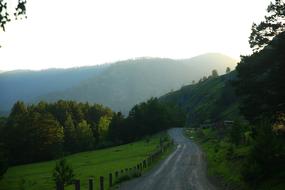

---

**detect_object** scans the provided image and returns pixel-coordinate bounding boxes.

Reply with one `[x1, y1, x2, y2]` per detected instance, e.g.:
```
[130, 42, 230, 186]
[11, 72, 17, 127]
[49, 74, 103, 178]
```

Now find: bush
[52, 158, 75, 186]
[242, 120, 285, 187]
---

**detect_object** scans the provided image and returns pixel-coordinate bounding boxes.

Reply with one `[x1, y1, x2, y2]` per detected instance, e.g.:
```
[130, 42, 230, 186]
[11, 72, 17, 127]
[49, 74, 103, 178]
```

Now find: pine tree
[249, 0, 285, 51]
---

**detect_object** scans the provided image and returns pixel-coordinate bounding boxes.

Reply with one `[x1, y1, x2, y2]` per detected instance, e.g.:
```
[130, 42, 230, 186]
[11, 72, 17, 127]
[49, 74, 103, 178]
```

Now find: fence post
[100, 176, 104, 190]
[115, 171, 119, 179]
[88, 178, 93, 190]
[109, 173, 113, 187]
[74, 179, 80, 190]
[56, 181, 64, 190]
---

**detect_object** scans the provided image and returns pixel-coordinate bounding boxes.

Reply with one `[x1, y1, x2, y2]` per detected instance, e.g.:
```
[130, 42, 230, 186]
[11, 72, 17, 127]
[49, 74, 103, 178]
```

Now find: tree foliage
[52, 158, 75, 186]
[226, 67, 231, 74]
[0, 0, 26, 31]
[2, 100, 113, 165]
[108, 98, 186, 143]
[211, 69, 219, 77]
[242, 120, 285, 187]
[234, 1, 285, 187]
[235, 32, 285, 123]
[249, 0, 285, 51]
[2, 99, 185, 166]
[0, 0, 10, 31]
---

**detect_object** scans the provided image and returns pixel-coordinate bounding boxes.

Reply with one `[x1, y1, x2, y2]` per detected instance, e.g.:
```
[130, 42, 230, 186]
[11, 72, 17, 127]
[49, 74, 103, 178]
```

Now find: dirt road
[119, 128, 217, 190]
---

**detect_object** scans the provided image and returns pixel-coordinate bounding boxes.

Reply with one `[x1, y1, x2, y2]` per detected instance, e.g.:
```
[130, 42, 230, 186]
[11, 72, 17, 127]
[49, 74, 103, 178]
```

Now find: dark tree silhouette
[0, 0, 10, 31]
[226, 67, 231, 74]
[249, 0, 285, 52]
[212, 69, 219, 77]
[0, 0, 27, 47]
[0, 0, 26, 31]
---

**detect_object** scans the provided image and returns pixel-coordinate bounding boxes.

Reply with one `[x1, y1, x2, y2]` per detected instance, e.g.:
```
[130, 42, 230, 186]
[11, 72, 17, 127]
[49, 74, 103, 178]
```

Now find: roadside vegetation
[185, 124, 284, 190]
[164, 1, 285, 189]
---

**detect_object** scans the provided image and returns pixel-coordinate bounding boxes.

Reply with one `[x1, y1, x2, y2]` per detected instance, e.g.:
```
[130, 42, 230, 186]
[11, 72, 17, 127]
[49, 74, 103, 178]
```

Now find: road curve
[118, 128, 217, 190]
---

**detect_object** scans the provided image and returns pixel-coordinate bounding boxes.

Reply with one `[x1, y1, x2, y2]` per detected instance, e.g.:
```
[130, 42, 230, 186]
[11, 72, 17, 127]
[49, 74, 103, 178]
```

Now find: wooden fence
[56, 139, 174, 190]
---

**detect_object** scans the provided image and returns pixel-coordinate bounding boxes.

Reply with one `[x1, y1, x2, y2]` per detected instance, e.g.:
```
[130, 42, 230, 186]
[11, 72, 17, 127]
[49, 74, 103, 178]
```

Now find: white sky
[0, 0, 271, 71]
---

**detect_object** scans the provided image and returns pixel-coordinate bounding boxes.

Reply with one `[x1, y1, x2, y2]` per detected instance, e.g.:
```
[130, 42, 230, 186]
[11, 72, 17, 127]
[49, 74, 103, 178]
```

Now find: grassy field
[0, 133, 170, 190]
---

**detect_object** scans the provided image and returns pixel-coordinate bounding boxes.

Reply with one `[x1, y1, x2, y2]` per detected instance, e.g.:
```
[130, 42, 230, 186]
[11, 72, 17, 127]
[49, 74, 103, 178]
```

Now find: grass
[184, 127, 285, 190]
[0, 132, 171, 190]
[184, 127, 249, 189]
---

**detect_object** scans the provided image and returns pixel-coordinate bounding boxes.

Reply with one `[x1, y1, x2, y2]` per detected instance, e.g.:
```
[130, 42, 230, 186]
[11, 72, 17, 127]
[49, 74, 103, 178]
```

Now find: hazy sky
[0, 0, 271, 71]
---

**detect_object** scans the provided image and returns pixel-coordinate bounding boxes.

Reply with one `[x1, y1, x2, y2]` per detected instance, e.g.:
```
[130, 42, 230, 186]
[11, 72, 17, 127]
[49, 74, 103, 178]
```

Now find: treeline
[0, 100, 113, 165]
[108, 98, 186, 143]
[0, 98, 185, 176]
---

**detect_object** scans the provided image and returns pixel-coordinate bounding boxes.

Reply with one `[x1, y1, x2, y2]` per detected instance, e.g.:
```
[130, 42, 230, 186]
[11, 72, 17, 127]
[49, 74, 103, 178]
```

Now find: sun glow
[0, 0, 271, 71]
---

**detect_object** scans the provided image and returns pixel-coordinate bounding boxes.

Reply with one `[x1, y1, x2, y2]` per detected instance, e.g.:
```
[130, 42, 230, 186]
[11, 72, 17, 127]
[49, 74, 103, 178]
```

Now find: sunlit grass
[0, 133, 168, 190]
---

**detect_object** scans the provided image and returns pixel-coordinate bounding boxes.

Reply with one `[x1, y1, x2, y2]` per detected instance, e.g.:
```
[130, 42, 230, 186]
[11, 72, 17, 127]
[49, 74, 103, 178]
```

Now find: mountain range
[0, 53, 237, 115]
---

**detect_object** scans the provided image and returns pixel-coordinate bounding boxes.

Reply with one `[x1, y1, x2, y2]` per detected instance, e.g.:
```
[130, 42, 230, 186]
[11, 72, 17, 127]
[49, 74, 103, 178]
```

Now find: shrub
[52, 158, 75, 186]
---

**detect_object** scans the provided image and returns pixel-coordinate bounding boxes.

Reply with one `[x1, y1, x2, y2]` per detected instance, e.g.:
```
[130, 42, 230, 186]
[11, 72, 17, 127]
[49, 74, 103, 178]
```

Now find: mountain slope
[42, 54, 237, 113]
[160, 72, 242, 126]
[0, 65, 108, 114]
[0, 53, 237, 114]
[181, 53, 237, 76]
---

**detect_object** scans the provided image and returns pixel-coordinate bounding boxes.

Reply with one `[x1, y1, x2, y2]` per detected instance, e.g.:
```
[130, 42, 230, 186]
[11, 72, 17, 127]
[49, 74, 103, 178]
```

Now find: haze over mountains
[0, 53, 237, 115]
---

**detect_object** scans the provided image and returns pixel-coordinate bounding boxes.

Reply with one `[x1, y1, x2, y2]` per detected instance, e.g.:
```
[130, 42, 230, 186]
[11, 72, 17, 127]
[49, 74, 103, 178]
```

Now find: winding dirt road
[119, 128, 217, 190]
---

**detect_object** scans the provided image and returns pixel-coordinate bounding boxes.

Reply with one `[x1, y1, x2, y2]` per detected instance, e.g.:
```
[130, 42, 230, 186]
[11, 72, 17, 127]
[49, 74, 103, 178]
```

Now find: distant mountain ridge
[0, 65, 109, 114]
[0, 53, 237, 115]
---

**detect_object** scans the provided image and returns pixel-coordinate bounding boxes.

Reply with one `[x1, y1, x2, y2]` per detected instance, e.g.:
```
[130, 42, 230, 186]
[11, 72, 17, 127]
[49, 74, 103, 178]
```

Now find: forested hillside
[40, 54, 236, 114]
[161, 71, 242, 126]
[0, 65, 109, 115]
[0, 53, 236, 115]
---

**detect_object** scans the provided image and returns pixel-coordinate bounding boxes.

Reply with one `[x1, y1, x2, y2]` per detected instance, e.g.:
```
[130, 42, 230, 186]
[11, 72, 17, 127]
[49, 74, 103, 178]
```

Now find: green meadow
[0, 133, 168, 190]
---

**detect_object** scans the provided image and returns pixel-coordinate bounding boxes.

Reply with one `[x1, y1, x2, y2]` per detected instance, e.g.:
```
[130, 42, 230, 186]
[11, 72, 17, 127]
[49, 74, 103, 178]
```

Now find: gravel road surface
[118, 128, 217, 190]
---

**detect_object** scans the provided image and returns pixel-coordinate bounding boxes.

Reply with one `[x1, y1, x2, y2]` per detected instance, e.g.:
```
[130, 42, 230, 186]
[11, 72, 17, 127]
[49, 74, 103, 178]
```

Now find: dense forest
[0, 99, 185, 178]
